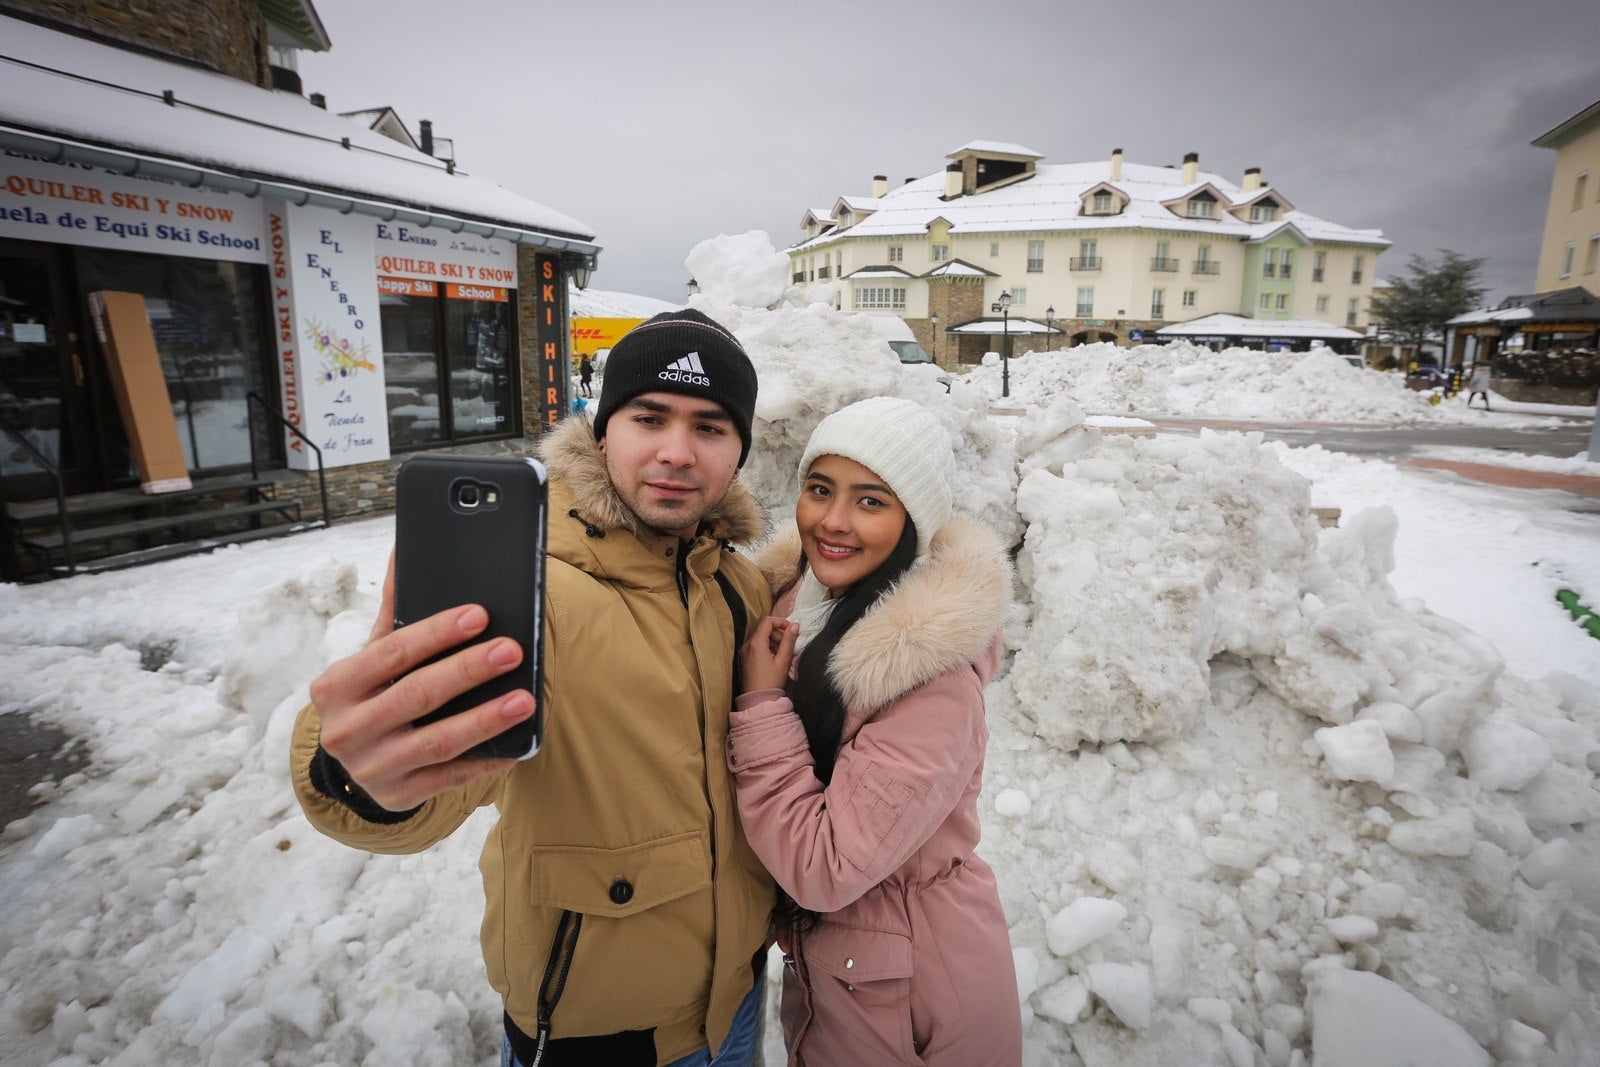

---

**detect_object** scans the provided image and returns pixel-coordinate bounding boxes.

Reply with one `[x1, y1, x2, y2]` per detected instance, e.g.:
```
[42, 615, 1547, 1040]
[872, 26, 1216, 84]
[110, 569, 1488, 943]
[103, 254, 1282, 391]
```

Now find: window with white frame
[931, 243, 949, 262]
[1182, 289, 1196, 307]
[1316, 294, 1329, 313]
[991, 241, 1001, 257]
[1281, 249, 1293, 278]
[1313, 251, 1325, 282]
[1186, 197, 1215, 218]
[1259, 293, 1272, 310]
[1263, 249, 1277, 278]
[1195, 244, 1212, 266]
[1276, 293, 1289, 310]
[1352, 255, 1364, 284]
[854, 287, 906, 310]
[1562, 241, 1576, 277]
[1009, 287, 1027, 305]
[1249, 203, 1276, 222]
[1027, 241, 1045, 272]
[1586, 235, 1600, 274]
[887, 245, 903, 262]
[1079, 238, 1098, 265]
[1151, 288, 1166, 317]
[1076, 287, 1094, 316]
[1093, 191, 1114, 214]
[1575, 172, 1589, 212]
[1347, 297, 1359, 325]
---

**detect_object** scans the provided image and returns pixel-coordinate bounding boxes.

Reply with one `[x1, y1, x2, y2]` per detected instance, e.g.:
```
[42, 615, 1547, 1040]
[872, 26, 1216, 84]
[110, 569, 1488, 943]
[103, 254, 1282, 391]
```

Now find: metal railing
[1070, 256, 1102, 271]
[1151, 257, 1179, 272]
[0, 410, 75, 576]
[247, 391, 330, 529]
[1192, 261, 1220, 275]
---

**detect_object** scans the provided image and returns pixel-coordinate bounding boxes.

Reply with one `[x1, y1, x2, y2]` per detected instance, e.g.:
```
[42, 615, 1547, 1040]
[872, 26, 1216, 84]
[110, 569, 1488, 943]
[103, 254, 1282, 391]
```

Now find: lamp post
[929, 311, 939, 365]
[1045, 305, 1055, 353]
[992, 290, 1012, 397]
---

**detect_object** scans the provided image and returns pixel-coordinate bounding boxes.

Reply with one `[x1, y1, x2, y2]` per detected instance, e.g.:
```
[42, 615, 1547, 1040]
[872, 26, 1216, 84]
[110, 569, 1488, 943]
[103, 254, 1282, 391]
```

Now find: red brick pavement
[1400, 458, 1600, 494]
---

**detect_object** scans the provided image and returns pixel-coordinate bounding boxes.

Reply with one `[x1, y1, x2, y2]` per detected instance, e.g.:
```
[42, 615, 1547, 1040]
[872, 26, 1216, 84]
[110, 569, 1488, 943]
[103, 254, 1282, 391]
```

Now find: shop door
[0, 239, 102, 500]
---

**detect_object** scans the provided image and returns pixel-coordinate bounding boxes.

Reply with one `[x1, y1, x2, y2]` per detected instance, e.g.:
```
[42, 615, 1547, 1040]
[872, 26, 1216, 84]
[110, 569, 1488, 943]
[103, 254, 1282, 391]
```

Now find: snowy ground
[2, 233, 1598, 1066]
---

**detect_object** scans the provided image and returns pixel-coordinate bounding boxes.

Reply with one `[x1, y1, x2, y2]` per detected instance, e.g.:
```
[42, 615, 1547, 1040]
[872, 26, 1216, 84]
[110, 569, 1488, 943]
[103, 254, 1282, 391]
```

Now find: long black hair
[778, 513, 919, 936]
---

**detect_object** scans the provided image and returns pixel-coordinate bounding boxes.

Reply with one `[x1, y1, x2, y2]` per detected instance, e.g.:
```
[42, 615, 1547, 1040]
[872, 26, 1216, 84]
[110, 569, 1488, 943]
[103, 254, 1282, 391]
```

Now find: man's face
[601, 392, 743, 539]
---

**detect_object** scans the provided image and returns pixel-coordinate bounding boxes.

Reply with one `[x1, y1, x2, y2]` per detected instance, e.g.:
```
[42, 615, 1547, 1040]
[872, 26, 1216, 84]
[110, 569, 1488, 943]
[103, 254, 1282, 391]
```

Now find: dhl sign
[570, 317, 646, 356]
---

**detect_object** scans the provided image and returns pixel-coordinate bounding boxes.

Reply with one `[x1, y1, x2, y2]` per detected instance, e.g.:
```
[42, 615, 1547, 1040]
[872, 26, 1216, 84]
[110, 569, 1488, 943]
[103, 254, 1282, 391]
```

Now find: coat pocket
[528, 830, 709, 917]
[800, 922, 916, 1061]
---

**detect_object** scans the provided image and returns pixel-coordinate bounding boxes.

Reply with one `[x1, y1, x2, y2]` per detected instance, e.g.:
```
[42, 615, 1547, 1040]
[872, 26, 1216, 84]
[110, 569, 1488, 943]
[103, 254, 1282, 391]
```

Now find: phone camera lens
[458, 484, 480, 508]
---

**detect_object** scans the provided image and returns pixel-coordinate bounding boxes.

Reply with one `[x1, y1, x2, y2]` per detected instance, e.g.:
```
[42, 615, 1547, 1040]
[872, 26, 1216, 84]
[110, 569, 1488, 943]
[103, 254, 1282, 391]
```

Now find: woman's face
[797, 454, 908, 597]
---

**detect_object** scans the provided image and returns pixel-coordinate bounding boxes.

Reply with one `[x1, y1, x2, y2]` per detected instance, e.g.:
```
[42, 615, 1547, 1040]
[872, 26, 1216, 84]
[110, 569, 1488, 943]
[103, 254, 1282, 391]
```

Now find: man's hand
[740, 615, 798, 695]
[309, 550, 536, 811]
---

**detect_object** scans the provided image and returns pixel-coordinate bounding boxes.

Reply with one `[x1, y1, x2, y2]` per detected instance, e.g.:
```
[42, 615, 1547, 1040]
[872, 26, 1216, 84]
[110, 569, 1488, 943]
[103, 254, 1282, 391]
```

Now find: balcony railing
[1150, 257, 1179, 272]
[1070, 256, 1102, 271]
[1192, 261, 1220, 275]
[817, 267, 831, 279]
[793, 272, 805, 283]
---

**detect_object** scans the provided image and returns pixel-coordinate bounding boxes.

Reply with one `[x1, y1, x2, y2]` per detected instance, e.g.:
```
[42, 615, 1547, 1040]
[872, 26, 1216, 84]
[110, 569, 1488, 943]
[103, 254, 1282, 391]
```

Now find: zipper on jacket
[675, 539, 691, 607]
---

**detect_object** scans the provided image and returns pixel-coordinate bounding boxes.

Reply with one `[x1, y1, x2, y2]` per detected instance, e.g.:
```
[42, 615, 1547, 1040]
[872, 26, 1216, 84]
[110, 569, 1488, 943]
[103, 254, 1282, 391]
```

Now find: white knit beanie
[798, 396, 955, 556]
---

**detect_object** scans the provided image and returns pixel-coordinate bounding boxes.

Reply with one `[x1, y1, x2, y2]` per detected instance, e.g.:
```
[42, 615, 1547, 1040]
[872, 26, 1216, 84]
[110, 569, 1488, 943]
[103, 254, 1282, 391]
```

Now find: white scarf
[785, 570, 835, 656]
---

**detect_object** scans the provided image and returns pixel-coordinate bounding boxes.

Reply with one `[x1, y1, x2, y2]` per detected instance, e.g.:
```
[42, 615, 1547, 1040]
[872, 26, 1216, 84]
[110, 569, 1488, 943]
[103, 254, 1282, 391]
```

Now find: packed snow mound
[683, 230, 791, 309]
[0, 259, 1596, 1067]
[964, 341, 1495, 425]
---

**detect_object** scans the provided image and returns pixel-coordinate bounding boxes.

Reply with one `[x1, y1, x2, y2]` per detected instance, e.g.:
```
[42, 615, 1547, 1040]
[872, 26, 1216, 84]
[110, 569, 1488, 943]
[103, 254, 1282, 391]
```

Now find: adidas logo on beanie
[593, 308, 759, 465]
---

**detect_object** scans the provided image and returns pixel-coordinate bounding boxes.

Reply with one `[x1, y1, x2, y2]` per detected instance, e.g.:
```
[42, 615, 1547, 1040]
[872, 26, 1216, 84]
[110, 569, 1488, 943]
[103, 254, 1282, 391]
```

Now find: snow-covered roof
[0, 15, 597, 251]
[924, 259, 994, 278]
[949, 317, 1061, 335]
[1156, 313, 1363, 340]
[845, 265, 914, 279]
[791, 158, 1388, 249]
[949, 140, 1044, 159]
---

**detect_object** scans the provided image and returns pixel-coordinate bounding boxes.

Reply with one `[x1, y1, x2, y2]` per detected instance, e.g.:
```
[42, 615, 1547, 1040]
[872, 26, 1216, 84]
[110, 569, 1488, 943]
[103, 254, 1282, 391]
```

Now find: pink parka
[727, 515, 1022, 1065]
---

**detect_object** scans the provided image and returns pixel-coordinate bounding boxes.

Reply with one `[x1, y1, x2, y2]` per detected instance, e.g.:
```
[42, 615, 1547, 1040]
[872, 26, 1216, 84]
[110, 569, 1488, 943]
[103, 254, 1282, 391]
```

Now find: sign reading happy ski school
[267, 199, 390, 470]
[0, 151, 266, 262]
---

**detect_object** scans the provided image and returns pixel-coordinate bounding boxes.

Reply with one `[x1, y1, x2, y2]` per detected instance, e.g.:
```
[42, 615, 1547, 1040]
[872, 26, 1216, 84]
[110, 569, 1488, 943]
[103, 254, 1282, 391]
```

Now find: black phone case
[393, 453, 546, 760]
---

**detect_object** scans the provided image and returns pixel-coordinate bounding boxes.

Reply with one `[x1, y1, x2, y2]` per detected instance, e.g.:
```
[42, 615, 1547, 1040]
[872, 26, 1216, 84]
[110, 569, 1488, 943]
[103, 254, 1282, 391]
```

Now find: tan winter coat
[291, 416, 775, 1064]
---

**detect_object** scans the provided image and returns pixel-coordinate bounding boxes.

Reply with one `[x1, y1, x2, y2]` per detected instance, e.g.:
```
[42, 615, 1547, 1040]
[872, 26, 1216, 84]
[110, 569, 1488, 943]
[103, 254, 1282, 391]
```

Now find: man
[291, 308, 775, 1066]
[1467, 363, 1491, 410]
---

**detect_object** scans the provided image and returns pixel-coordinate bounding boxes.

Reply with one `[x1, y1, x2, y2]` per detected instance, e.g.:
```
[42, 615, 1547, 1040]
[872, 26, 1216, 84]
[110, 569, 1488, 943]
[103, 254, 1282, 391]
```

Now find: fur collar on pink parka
[751, 515, 1013, 711]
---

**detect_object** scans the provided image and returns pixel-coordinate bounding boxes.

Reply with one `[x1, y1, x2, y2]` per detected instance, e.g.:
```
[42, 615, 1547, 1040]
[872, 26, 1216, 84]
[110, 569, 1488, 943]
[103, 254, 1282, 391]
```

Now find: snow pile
[567, 282, 677, 319]
[0, 231, 1596, 1066]
[963, 341, 1549, 426]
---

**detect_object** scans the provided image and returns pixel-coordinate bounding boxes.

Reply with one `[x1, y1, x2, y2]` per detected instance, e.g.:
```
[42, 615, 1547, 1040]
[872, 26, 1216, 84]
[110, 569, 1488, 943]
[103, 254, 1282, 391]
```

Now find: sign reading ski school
[0, 151, 266, 261]
[267, 199, 390, 470]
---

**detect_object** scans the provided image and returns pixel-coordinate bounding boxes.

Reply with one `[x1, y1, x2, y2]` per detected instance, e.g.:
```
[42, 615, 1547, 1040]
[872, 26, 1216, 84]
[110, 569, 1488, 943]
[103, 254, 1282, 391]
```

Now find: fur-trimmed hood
[536, 414, 765, 544]
[753, 515, 1013, 711]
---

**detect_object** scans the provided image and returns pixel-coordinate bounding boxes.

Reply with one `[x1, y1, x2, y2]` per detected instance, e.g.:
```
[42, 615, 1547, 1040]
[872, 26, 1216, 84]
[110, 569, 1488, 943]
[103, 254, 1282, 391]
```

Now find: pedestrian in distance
[732, 396, 1023, 1065]
[580, 353, 595, 397]
[1467, 363, 1491, 410]
[292, 307, 776, 1067]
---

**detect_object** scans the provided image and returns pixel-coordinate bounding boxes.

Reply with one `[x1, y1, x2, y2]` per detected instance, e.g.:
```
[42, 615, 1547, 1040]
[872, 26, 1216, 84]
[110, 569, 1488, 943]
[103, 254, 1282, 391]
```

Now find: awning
[948, 317, 1062, 335]
[1156, 313, 1362, 341]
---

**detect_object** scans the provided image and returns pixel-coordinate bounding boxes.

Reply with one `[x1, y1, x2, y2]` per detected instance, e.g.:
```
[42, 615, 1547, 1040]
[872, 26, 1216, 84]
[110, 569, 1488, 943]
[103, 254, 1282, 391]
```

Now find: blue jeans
[500, 978, 763, 1067]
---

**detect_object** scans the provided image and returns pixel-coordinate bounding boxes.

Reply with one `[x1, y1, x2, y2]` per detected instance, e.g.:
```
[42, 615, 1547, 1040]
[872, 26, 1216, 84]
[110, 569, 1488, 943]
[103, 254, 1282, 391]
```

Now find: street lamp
[929, 311, 939, 364]
[991, 290, 1012, 397]
[1045, 305, 1055, 353]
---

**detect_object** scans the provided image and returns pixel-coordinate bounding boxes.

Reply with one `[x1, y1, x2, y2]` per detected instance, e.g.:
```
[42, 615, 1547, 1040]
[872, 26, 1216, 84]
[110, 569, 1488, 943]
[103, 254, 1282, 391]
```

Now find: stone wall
[4, 1, 270, 86]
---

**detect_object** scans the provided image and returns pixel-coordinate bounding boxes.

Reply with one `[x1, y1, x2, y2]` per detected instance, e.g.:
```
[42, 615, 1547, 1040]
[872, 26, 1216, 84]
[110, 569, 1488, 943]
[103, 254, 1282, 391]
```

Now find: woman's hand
[741, 615, 798, 695]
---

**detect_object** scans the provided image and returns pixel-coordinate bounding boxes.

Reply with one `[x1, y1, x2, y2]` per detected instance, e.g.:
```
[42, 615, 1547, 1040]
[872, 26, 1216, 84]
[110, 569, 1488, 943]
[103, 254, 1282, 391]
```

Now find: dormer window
[1249, 200, 1280, 222]
[1093, 192, 1114, 214]
[1185, 192, 1217, 218]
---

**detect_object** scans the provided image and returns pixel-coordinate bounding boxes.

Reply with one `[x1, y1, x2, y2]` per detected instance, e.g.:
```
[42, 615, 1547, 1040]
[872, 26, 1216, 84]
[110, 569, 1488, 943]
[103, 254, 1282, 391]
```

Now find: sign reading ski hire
[267, 199, 390, 469]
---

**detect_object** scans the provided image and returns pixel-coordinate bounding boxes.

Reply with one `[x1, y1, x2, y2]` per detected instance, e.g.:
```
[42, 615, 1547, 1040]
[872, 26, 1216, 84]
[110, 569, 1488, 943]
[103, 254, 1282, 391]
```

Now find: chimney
[1181, 151, 1199, 184]
[1242, 166, 1261, 192]
[1110, 147, 1123, 182]
[872, 174, 888, 198]
[420, 119, 434, 157]
[944, 163, 962, 199]
[904, 177, 916, 185]
[309, 92, 326, 109]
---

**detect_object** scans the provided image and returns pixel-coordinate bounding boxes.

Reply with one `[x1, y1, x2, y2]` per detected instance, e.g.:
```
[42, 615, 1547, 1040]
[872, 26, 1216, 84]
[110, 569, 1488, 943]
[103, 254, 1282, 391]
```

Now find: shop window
[76, 247, 271, 473]
[378, 279, 517, 450]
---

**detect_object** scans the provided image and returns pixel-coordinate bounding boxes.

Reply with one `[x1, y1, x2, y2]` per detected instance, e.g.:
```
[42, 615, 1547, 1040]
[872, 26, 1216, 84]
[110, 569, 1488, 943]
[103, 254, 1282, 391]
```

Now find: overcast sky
[298, 0, 1599, 306]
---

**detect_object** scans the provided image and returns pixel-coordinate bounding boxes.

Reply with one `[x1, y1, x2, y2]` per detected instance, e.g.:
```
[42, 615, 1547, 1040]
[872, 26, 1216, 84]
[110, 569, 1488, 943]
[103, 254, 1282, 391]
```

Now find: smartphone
[393, 453, 547, 760]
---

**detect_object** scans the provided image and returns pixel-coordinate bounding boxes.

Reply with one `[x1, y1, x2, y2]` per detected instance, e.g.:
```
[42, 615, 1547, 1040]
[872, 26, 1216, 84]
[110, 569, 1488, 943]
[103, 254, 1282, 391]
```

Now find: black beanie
[593, 308, 759, 465]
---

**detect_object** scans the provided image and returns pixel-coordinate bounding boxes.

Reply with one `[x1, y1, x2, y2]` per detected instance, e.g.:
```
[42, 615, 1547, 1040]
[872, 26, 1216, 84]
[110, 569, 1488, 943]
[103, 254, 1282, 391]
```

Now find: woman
[730, 396, 1021, 1065]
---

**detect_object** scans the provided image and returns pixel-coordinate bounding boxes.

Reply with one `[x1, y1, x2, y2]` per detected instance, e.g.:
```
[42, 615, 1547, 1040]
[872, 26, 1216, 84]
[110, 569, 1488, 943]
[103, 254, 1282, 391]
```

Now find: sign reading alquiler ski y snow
[267, 199, 390, 470]
[0, 151, 266, 262]
[372, 222, 517, 289]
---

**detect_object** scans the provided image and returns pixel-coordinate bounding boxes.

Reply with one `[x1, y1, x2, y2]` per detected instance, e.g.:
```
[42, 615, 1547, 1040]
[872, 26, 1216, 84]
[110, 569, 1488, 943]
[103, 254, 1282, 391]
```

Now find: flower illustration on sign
[304, 318, 377, 380]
